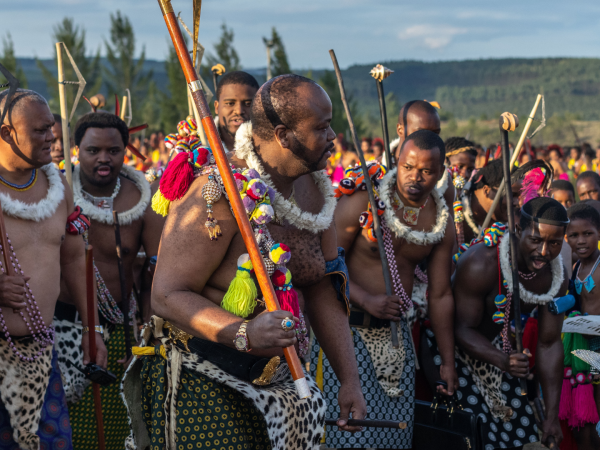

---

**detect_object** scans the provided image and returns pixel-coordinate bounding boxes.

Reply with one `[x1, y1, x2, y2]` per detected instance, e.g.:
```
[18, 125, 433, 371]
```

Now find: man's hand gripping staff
[156, 0, 310, 398]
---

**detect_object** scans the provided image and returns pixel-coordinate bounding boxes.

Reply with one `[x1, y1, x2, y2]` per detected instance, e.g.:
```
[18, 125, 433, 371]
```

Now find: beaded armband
[66, 206, 90, 235]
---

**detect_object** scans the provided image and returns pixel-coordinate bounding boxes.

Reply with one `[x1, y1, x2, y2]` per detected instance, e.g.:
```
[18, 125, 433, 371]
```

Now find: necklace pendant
[403, 206, 420, 226]
[92, 196, 114, 211]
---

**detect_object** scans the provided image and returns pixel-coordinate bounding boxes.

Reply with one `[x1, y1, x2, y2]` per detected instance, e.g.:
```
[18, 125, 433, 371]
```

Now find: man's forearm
[456, 326, 508, 370]
[348, 280, 369, 311]
[429, 294, 455, 365]
[306, 282, 360, 387]
[537, 340, 563, 420]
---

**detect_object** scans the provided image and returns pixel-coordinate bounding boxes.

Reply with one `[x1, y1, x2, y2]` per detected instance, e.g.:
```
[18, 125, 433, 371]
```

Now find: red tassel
[571, 383, 599, 428]
[159, 152, 194, 201]
[558, 378, 573, 421]
[276, 287, 300, 322]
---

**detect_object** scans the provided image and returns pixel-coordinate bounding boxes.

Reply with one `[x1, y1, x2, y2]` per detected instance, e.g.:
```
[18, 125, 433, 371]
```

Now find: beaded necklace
[382, 223, 413, 316]
[0, 234, 54, 362]
[0, 169, 37, 192]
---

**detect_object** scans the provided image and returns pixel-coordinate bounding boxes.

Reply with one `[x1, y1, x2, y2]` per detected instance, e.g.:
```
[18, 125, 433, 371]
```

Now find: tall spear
[498, 112, 528, 397]
[479, 94, 542, 235]
[55, 42, 86, 189]
[113, 211, 132, 359]
[330, 50, 400, 348]
[370, 64, 394, 166]
[156, 0, 310, 398]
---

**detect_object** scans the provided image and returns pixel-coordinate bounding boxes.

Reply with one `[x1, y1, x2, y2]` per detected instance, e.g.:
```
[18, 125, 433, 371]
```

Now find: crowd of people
[1, 60, 600, 450]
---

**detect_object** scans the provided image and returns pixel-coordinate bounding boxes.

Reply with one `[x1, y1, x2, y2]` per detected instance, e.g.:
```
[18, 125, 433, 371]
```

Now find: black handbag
[413, 393, 484, 450]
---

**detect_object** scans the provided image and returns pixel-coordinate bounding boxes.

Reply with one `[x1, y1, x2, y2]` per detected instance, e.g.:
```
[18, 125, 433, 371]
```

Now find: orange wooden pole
[157, 0, 309, 398]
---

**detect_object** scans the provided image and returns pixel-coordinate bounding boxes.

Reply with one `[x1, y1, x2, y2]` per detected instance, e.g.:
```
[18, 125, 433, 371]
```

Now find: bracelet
[82, 325, 104, 336]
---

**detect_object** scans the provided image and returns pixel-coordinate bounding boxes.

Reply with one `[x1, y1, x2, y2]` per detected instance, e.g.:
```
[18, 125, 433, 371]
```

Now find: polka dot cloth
[141, 354, 272, 450]
[0, 349, 73, 450]
[311, 318, 415, 449]
[69, 324, 132, 450]
[426, 328, 539, 449]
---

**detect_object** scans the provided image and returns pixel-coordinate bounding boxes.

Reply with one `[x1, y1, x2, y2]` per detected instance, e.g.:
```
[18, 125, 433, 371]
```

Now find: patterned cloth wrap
[66, 323, 134, 450]
[0, 338, 72, 450]
[122, 316, 326, 450]
[311, 319, 415, 449]
[334, 161, 387, 242]
[426, 329, 539, 450]
[65, 205, 90, 235]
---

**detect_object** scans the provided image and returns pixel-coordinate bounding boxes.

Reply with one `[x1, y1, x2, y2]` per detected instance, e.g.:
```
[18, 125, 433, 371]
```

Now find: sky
[2, 0, 600, 69]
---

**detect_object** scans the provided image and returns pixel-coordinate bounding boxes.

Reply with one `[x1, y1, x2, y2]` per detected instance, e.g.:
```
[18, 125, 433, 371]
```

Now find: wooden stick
[330, 49, 400, 348]
[56, 43, 72, 189]
[112, 211, 132, 359]
[120, 95, 128, 121]
[499, 112, 528, 397]
[375, 80, 393, 166]
[86, 245, 106, 450]
[188, 86, 208, 146]
[479, 94, 542, 235]
[157, 0, 309, 398]
[325, 419, 407, 429]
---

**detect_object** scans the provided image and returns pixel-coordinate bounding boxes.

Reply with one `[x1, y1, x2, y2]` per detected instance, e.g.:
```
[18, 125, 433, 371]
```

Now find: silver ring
[281, 317, 294, 332]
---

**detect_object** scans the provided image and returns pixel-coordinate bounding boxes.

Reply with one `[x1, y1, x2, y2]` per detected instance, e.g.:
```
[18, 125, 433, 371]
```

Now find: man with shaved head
[123, 74, 365, 449]
[0, 88, 106, 449]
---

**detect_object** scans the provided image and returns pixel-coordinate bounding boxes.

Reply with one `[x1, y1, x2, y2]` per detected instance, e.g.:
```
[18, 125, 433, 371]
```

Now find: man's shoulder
[456, 241, 498, 275]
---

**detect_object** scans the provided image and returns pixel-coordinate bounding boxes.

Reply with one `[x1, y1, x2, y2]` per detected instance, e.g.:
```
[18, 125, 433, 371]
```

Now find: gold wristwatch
[82, 325, 104, 337]
[234, 320, 251, 352]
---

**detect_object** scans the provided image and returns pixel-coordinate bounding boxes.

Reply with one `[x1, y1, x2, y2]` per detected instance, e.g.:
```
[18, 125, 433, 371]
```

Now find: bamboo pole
[157, 0, 309, 398]
[56, 43, 72, 189]
[120, 96, 128, 121]
[479, 94, 542, 235]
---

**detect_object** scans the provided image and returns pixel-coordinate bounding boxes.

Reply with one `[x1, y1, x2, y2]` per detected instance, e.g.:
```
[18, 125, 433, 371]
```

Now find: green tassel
[221, 267, 257, 318]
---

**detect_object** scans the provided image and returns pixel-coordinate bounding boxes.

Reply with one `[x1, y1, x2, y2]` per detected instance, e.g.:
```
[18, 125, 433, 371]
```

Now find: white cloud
[399, 24, 467, 49]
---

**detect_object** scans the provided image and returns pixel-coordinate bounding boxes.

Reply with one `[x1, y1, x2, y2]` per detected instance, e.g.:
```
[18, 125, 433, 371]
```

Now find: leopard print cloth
[356, 326, 407, 397]
[122, 317, 326, 450]
[0, 336, 53, 450]
[456, 335, 512, 421]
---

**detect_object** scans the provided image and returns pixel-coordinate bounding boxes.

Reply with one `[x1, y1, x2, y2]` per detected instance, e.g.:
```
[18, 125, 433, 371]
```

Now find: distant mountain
[16, 56, 600, 120]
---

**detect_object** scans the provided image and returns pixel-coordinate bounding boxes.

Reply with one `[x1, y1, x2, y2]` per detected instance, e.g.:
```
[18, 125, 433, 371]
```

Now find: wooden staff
[86, 245, 106, 450]
[156, 0, 309, 398]
[370, 64, 394, 166]
[480, 94, 542, 235]
[330, 50, 399, 349]
[499, 112, 528, 397]
[119, 95, 128, 121]
[113, 211, 132, 359]
[325, 419, 407, 429]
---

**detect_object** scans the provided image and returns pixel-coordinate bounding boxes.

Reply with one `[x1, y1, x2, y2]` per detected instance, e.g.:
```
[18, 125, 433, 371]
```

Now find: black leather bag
[413, 397, 484, 450]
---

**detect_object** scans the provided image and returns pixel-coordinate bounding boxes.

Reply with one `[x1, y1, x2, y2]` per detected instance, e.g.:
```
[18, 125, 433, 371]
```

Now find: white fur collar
[379, 167, 449, 246]
[461, 192, 481, 235]
[73, 164, 151, 225]
[234, 122, 336, 233]
[498, 234, 563, 305]
[0, 164, 65, 222]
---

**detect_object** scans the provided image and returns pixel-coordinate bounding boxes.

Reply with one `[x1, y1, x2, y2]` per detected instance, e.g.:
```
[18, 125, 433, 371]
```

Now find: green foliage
[103, 11, 153, 122]
[205, 23, 241, 73]
[0, 33, 27, 88]
[36, 18, 102, 121]
[317, 70, 364, 141]
[159, 43, 189, 133]
[270, 28, 291, 77]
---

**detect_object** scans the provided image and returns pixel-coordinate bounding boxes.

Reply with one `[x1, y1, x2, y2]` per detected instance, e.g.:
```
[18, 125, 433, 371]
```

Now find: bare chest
[87, 219, 143, 265]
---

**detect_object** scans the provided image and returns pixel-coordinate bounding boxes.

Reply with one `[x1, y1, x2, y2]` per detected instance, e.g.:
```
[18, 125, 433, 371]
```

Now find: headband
[520, 208, 570, 226]
[446, 146, 476, 157]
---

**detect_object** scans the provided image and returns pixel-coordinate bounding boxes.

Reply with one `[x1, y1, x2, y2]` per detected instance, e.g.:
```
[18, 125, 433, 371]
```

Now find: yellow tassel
[152, 190, 171, 217]
[221, 254, 257, 318]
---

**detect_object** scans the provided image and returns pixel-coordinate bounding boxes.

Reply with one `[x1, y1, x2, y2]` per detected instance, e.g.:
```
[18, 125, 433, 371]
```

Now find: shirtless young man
[452, 197, 568, 449]
[321, 130, 457, 449]
[577, 171, 600, 201]
[53, 112, 164, 449]
[123, 74, 365, 450]
[0, 89, 106, 450]
[214, 70, 259, 152]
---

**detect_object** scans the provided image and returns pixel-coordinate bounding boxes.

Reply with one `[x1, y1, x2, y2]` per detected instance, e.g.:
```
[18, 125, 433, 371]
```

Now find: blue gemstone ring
[281, 317, 294, 332]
